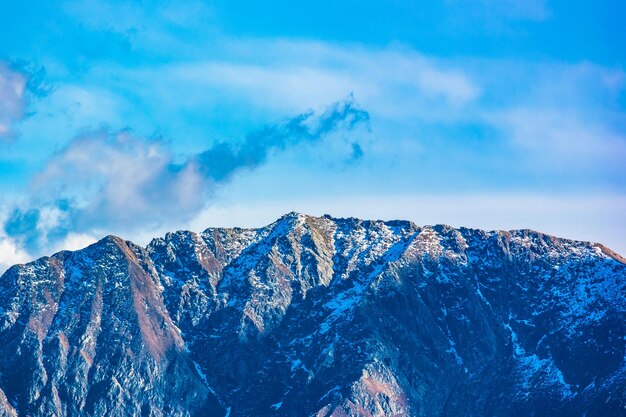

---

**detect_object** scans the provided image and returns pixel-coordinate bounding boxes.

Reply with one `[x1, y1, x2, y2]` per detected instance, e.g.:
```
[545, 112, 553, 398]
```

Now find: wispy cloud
[488, 108, 626, 162]
[349, 142, 364, 162]
[0, 208, 31, 273]
[4, 97, 369, 256]
[0, 63, 28, 139]
[478, 62, 626, 187]
[119, 40, 480, 123]
[195, 98, 369, 181]
[0, 235, 30, 273]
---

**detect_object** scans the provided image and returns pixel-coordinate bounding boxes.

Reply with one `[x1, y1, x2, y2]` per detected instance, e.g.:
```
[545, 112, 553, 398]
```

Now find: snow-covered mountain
[0, 213, 624, 416]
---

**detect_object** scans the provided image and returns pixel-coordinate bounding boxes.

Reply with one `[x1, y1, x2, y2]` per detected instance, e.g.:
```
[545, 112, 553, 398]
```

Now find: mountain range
[0, 212, 624, 416]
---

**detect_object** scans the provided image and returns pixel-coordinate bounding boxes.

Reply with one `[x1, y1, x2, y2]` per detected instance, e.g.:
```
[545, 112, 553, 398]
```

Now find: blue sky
[1, 0, 625, 270]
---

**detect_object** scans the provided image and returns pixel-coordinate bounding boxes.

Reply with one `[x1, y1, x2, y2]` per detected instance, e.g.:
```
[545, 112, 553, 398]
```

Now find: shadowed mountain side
[0, 236, 223, 417]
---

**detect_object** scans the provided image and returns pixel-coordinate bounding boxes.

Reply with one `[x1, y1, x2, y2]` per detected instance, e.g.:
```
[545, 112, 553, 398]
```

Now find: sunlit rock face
[0, 213, 624, 416]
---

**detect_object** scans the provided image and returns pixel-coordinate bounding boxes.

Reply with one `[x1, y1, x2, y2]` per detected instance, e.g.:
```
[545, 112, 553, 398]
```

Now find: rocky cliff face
[0, 213, 624, 416]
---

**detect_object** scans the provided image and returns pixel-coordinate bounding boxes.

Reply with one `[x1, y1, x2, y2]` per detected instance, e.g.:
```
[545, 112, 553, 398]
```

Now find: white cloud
[32, 129, 206, 229]
[0, 63, 28, 139]
[52, 232, 98, 253]
[487, 108, 626, 164]
[0, 209, 31, 274]
[0, 235, 30, 274]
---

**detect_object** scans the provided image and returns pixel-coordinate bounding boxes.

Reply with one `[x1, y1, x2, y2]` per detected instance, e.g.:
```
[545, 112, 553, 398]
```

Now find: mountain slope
[0, 213, 624, 416]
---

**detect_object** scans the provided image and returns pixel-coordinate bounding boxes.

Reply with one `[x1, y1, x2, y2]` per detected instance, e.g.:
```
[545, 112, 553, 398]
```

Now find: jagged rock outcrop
[0, 213, 624, 416]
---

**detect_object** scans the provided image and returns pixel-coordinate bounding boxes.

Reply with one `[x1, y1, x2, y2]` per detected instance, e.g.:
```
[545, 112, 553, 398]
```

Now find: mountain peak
[86, 233, 127, 250]
[275, 210, 308, 224]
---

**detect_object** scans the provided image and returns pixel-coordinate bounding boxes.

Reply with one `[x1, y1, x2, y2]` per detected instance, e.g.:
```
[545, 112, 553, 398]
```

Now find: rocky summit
[0, 213, 624, 417]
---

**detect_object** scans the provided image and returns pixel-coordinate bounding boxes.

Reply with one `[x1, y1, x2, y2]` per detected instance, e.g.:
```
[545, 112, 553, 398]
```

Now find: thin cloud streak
[127, 41, 481, 121]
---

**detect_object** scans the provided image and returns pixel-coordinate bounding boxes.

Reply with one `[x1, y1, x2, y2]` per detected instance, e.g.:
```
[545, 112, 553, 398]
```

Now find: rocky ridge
[0, 213, 624, 416]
